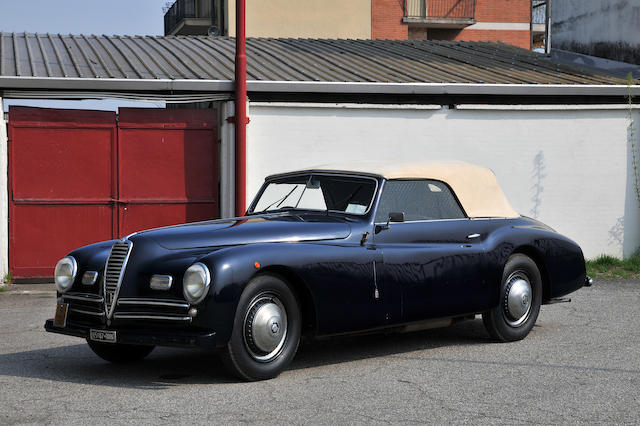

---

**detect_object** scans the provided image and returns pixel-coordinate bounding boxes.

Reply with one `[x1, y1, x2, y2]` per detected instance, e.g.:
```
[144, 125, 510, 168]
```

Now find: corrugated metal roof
[0, 32, 632, 93]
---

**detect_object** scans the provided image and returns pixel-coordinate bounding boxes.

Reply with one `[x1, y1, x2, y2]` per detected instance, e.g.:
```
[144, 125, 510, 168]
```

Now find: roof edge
[0, 77, 234, 92]
[0, 77, 638, 97]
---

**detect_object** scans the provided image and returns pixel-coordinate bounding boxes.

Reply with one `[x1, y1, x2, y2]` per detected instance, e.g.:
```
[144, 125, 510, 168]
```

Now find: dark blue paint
[50, 178, 587, 349]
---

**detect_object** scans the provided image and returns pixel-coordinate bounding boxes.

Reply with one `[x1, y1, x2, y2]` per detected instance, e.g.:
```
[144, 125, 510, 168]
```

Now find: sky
[0, 0, 171, 111]
[0, 0, 168, 36]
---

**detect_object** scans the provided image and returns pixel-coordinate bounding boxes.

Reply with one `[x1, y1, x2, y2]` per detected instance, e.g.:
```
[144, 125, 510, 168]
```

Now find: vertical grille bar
[103, 240, 133, 319]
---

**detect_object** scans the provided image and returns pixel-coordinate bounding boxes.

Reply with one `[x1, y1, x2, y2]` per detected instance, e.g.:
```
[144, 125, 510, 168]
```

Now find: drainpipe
[234, 0, 248, 216]
[545, 0, 552, 55]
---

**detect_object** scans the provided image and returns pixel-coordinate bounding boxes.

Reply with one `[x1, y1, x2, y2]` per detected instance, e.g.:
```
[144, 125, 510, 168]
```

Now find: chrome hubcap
[243, 294, 288, 362]
[503, 272, 532, 327]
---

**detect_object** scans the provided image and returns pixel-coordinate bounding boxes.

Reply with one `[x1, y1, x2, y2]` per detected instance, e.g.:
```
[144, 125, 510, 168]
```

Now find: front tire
[221, 273, 301, 381]
[86, 340, 154, 363]
[482, 254, 542, 342]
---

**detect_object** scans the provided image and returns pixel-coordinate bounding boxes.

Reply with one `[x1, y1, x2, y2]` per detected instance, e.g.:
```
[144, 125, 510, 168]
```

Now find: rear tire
[221, 273, 301, 381]
[482, 254, 542, 342]
[86, 340, 154, 363]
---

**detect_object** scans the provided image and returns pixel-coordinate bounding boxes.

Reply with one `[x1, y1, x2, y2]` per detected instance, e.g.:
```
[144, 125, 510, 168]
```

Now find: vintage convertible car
[45, 162, 590, 380]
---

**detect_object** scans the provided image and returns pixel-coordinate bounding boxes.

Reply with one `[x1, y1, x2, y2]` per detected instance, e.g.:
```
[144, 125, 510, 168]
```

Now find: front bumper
[44, 319, 217, 349]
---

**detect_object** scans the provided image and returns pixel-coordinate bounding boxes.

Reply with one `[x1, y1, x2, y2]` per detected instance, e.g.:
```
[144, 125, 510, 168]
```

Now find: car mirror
[388, 212, 405, 223]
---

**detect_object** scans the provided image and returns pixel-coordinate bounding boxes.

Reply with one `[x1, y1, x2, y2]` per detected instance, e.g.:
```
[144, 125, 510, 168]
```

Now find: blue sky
[1, 0, 170, 111]
[0, 0, 167, 35]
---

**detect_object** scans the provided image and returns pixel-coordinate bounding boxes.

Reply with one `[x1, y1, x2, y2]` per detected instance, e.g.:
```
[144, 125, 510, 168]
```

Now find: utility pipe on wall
[234, 0, 248, 216]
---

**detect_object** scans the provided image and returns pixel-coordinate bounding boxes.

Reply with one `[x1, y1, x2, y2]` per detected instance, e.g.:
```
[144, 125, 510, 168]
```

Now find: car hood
[137, 214, 353, 250]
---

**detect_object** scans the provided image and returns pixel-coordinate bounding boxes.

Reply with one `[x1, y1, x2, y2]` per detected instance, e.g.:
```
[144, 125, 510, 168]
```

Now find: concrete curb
[0, 283, 56, 295]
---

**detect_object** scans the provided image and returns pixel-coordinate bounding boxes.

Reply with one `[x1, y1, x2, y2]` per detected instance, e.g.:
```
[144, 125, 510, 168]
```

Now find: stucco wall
[0, 97, 7, 280]
[245, 102, 640, 259]
[552, 0, 640, 63]
[228, 0, 371, 39]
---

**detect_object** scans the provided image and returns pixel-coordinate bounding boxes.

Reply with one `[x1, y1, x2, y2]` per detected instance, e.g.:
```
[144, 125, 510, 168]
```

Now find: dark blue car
[46, 162, 590, 381]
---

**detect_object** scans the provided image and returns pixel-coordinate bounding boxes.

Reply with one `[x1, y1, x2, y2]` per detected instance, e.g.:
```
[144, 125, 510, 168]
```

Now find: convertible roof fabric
[270, 161, 519, 219]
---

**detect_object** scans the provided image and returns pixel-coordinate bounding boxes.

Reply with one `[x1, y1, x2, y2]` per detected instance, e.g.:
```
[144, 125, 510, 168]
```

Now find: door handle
[466, 233, 481, 239]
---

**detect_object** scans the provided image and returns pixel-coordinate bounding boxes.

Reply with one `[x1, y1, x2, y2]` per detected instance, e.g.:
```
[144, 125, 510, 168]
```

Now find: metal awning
[0, 33, 637, 98]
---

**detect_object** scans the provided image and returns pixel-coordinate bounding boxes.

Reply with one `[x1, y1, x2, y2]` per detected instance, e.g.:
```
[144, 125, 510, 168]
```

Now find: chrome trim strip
[117, 298, 190, 309]
[103, 239, 133, 320]
[112, 313, 192, 322]
[69, 308, 105, 317]
[249, 172, 379, 216]
[62, 293, 104, 303]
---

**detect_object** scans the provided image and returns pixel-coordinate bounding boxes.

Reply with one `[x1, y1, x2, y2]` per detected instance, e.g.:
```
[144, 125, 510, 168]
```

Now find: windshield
[249, 174, 377, 215]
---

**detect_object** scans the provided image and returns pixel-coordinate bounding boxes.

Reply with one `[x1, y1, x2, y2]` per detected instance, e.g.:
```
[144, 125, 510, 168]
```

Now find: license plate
[53, 303, 68, 328]
[90, 329, 117, 343]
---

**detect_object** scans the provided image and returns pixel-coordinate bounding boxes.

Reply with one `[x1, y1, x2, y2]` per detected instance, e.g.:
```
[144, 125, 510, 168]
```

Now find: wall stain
[530, 151, 546, 219]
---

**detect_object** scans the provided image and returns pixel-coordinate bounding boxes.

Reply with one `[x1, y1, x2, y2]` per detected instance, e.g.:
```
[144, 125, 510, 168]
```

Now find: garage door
[9, 106, 219, 278]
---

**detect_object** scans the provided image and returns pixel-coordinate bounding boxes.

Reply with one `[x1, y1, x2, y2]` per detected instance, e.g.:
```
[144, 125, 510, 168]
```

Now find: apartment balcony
[403, 0, 476, 28]
[164, 0, 213, 36]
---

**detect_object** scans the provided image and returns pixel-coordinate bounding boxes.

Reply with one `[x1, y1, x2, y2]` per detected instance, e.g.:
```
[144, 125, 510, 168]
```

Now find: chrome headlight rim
[54, 256, 78, 293]
[183, 262, 211, 304]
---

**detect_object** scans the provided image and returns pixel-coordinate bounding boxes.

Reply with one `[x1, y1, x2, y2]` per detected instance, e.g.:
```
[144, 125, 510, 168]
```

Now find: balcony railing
[164, 0, 212, 35]
[403, 0, 476, 26]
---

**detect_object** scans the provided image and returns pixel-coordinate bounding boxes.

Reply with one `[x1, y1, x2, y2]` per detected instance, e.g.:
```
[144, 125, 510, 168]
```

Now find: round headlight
[54, 256, 77, 293]
[183, 262, 211, 304]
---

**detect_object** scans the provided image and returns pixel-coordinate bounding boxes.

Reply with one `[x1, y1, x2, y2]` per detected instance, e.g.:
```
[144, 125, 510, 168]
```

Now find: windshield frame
[247, 172, 380, 216]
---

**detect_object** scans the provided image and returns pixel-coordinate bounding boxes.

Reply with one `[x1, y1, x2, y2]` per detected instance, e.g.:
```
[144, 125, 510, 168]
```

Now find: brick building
[373, 0, 532, 49]
[165, 0, 533, 49]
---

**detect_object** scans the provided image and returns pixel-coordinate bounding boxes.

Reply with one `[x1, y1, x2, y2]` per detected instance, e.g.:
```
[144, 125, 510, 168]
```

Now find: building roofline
[1, 77, 638, 98]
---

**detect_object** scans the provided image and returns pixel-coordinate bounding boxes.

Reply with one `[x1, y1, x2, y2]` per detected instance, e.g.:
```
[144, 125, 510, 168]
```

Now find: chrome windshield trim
[117, 298, 190, 309]
[69, 307, 105, 317]
[112, 313, 192, 322]
[62, 293, 104, 303]
[249, 172, 379, 216]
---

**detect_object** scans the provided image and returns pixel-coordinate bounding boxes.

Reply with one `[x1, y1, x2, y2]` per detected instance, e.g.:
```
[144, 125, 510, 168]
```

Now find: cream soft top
[268, 161, 519, 219]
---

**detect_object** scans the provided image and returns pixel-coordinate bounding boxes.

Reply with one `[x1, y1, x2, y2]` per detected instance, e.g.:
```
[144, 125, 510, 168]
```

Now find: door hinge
[225, 116, 250, 124]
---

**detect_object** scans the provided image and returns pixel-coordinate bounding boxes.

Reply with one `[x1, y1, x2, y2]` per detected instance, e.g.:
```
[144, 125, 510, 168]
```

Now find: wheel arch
[511, 245, 551, 301]
[252, 266, 317, 337]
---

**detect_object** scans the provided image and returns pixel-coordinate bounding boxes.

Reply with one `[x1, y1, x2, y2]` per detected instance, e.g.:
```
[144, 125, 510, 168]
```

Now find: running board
[543, 297, 571, 305]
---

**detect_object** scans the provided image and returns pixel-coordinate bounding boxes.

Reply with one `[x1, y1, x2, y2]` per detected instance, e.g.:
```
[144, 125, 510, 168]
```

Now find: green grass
[586, 250, 640, 279]
[2, 271, 12, 286]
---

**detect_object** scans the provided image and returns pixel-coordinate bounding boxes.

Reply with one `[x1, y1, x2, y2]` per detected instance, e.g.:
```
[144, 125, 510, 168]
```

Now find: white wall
[0, 97, 8, 280]
[219, 101, 235, 218]
[246, 102, 640, 259]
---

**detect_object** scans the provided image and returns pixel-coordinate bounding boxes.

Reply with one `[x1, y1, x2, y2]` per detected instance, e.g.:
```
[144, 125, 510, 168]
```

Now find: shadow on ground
[0, 319, 491, 388]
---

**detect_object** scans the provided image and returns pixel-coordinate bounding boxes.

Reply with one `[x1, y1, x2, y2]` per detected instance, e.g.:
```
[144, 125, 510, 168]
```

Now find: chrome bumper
[60, 292, 194, 324]
[44, 319, 217, 349]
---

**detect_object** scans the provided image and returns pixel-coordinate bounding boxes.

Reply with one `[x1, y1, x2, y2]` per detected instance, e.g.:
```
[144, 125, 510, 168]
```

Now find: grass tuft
[586, 250, 640, 278]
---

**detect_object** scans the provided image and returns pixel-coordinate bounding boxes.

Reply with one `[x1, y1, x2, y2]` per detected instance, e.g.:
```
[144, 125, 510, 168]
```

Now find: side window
[374, 180, 465, 223]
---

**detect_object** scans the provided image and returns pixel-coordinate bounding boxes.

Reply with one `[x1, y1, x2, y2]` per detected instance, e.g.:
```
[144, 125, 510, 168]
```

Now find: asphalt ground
[0, 279, 638, 425]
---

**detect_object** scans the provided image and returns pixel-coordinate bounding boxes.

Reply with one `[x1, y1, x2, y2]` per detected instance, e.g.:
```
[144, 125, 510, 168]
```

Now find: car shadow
[0, 319, 492, 388]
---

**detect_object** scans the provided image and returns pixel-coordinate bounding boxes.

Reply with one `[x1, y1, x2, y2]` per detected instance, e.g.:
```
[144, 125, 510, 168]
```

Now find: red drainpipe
[234, 0, 248, 217]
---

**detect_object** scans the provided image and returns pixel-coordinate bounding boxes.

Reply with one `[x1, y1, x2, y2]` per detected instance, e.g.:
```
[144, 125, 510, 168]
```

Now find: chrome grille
[103, 240, 132, 319]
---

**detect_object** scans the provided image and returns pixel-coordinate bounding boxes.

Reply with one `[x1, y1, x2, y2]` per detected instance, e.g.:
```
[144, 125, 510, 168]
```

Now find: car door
[372, 179, 492, 322]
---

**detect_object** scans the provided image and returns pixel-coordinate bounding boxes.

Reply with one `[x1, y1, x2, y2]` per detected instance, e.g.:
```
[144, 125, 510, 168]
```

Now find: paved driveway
[0, 279, 638, 424]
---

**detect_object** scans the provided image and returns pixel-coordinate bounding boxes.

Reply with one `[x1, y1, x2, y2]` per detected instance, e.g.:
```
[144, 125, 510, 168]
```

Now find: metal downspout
[234, 0, 248, 216]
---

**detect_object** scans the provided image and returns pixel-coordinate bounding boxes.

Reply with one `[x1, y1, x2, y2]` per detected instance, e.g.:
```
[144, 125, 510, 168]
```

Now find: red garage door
[9, 106, 219, 278]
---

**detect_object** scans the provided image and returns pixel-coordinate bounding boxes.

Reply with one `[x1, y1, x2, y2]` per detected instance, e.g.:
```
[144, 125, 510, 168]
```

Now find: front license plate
[90, 329, 117, 343]
[53, 303, 68, 327]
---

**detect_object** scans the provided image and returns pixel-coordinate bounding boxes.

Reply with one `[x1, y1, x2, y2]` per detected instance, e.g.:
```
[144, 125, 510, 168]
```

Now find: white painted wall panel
[246, 103, 640, 259]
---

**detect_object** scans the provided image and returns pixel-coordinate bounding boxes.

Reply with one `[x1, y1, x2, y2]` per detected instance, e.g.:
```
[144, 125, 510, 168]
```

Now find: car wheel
[86, 340, 154, 363]
[482, 254, 542, 342]
[221, 273, 301, 381]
